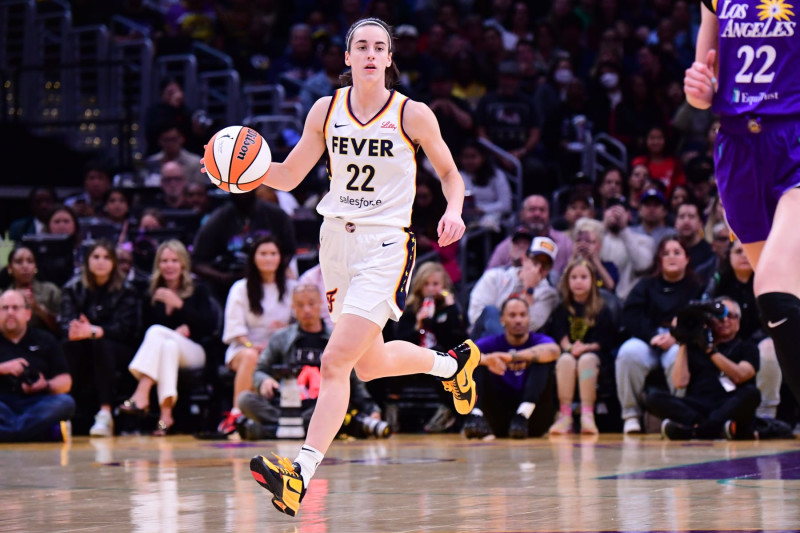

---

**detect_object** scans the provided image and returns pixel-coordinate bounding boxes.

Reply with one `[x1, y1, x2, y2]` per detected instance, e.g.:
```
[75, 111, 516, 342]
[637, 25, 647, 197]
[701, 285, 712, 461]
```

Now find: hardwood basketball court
[2, 434, 799, 532]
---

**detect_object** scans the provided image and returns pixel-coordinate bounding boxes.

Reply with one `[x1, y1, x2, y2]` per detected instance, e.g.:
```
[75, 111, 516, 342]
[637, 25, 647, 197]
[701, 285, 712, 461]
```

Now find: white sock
[294, 444, 324, 486]
[471, 408, 484, 417]
[517, 402, 535, 419]
[427, 350, 458, 379]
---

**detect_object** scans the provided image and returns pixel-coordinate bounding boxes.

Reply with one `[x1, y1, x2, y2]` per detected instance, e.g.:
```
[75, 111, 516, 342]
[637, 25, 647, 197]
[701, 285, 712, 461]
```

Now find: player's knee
[319, 348, 354, 379]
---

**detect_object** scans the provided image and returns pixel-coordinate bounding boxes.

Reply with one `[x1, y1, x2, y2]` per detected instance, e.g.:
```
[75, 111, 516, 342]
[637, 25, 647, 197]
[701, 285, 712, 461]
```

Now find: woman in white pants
[121, 240, 217, 435]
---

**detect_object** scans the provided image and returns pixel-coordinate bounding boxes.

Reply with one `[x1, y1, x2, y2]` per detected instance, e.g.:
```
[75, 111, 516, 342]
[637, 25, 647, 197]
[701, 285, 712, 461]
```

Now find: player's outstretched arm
[404, 100, 466, 247]
[260, 97, 331, 192]
[685, 3, 719, 110]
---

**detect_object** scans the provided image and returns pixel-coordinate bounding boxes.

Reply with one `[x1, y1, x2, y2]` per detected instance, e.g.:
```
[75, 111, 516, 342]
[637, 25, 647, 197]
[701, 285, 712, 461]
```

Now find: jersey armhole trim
[322, 89, 341, 139]
[702, 0, 716, 13]
[399, 97, 416, 151]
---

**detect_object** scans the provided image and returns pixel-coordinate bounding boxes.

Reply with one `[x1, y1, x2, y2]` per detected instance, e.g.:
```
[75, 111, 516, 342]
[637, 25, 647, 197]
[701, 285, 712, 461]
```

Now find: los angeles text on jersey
[718, 1, 796, 38]
[330, 136, 395, 157]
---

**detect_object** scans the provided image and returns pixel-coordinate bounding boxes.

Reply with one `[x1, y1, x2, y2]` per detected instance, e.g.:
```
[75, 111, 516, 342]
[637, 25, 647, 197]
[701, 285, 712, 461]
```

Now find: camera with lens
[671, 299, 728, 352]
[3, 365, 40, 393]
[341, 409, 392, 439]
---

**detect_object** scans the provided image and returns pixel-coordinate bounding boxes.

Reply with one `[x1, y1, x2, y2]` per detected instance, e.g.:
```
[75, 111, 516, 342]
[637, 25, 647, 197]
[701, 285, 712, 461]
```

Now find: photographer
[0, 290, 75, 442]
[237, 285, 382, 439]
[646, 297, 761, 440]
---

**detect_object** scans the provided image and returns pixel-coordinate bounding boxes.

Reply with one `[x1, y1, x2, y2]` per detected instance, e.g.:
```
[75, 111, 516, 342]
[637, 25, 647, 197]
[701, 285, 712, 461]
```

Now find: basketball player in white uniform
[246, 18, 481, 517]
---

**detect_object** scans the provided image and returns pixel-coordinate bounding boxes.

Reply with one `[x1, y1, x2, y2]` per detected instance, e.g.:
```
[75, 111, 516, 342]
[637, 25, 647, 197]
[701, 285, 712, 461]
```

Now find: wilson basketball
[203, 126, 271, 193]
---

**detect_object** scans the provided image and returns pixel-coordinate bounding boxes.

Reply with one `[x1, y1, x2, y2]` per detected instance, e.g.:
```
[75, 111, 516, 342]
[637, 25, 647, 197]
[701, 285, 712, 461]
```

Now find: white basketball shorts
[319, 218, 416, 327]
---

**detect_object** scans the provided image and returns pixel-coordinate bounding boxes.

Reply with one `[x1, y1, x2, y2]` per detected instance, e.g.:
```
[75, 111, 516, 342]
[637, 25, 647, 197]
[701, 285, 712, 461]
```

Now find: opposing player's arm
[261, 97, 331, 192]
[403, 100, 466, 246]
[685, 3, 719, 110]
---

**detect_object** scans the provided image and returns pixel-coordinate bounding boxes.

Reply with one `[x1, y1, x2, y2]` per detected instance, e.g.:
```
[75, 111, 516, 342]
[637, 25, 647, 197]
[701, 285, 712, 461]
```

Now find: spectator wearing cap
[560, 190, 596, 237]
[475, 60, 544, 196]
[428, 66, 474, 156]
[599, 200, 655, 300]
[468, 236, 560, 340]
[630, 188, 676, 245]
[487, 195, 573, 274]
[393, 24, 434, 100]
[65, 161, 113, 218]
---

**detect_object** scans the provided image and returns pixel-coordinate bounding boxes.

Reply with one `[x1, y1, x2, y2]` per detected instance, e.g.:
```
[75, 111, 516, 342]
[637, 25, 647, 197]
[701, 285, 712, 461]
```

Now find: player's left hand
[437, 210, 465, 247]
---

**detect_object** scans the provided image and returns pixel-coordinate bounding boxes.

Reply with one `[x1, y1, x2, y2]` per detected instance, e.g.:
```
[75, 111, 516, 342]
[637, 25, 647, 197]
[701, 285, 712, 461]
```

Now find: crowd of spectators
[1, 0, 799, 442]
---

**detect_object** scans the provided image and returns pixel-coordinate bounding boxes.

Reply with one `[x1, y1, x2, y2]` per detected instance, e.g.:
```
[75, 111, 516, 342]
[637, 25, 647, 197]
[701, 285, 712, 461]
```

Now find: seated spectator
[475, 60, 545, 194]
[145, 79, 193, 155]
[116, 242, 150, 298]
[145, 123, 204, 185]
[599, 202, 654, 299]
[7, 187, 57, 242]
[704, 195, 727, 245]
[410, 174, 461, 283]
[648, 297, 760, 440]
[558, 189, 595, 236]
[668, 184, 690, 221]
[709, 221, 731, 267]
[298, 40, 345, 116]
[101, 188, 133, 240]
[46, 205, 81, 253]
[60, 240, 139, 437]
[295, 256, 327, 317]
[462, 297, 560, 439]
[469, 236, 559, 339]
[237, 284, 382, 440]
[675, 202, 715, 285]
[548, 259, 615, 435]
[459, 140, 512, 232]
[138, 207, 165, 232]
[630, 188, 675, 245]
[706, 239, 781, 421]
[5, 246, 61, 335]
[153, 161, 190, 209]
[395, 262, 468, 433]
[616, 237, 704, 434]
[631, 125, 685, 198]
[255, 185, 299, 217]
[184, 183, 212, 226]
[0, 289, 75, 442]
[487, 194, 572, 274]
[685, 155, 715, 215]
[626, 164, 651, 213]
[218, 235, 296, 435]
[594, 167, 626, 216]
[65, 161, 113, 217]
[572, 217, 618, 292]
[121, 240, 217, 435]
[192, 191, 296, 301]
[427, 66, 474, 157]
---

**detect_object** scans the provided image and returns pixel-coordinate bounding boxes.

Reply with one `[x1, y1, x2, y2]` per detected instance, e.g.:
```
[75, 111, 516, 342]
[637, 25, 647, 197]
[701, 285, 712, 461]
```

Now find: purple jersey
[706, 0, 800, 116]
[475, 332, 556, 391]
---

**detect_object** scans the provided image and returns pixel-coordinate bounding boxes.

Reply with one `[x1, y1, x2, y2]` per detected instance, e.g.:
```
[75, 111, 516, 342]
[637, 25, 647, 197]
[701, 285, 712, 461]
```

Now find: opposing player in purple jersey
[685, 0, 800, 409]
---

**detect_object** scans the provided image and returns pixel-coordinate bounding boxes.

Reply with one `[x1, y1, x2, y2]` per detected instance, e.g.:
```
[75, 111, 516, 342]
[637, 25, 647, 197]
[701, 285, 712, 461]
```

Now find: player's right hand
[684, 49, 717, 108]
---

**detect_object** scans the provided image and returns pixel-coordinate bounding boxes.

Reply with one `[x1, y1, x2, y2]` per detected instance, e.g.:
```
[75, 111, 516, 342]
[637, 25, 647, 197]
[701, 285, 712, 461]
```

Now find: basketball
[203, 126, 271, 193]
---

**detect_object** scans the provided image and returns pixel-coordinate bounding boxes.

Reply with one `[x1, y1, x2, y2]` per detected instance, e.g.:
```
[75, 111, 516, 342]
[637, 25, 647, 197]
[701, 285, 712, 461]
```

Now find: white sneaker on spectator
[623, 417, 642, 435]
[90, 410, 114, 437]
[580, 412, 599, 435]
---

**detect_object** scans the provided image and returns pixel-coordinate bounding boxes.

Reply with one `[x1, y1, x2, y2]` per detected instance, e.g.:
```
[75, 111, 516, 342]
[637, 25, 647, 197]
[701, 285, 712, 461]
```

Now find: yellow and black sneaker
[440, 340, 480, 415]
[250, 453, 306, 517]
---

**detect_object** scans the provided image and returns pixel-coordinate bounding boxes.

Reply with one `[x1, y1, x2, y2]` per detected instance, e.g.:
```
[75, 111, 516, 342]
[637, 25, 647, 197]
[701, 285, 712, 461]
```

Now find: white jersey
[316, 87, 417, 228]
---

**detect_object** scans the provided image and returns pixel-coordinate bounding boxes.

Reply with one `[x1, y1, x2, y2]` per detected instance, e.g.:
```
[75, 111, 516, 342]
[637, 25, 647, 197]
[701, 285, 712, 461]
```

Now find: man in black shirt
[646, 297, 761, 440]
[237, 285, 380, 439]
[0, 290, 75, 442]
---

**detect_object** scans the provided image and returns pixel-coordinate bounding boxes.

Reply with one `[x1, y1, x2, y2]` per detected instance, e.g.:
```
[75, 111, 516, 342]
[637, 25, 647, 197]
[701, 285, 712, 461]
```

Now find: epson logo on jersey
[331, 136, 394, 157]
[236, 129, 258, 160]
